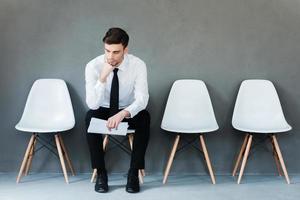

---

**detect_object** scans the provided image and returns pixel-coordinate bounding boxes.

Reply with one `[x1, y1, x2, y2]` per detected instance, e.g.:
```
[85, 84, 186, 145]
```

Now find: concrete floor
[1, 173, 300, 200]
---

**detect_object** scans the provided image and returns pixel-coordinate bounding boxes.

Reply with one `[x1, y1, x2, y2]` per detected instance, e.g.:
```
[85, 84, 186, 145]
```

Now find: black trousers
[85, 107, 150, 171]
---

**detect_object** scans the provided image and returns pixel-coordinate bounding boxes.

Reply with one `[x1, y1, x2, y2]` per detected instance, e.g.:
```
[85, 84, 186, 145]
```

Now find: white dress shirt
[85, 54, 149, 118]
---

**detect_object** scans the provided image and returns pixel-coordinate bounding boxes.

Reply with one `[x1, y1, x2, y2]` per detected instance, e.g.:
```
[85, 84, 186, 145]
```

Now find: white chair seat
[233, 121, 291, 133]
[127, 129, 135, 134]
[161, 125, 218, 133]
[15, 121, 74, 133]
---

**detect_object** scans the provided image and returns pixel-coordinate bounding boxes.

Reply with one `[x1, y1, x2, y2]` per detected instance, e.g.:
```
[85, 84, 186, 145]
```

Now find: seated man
[85, 27, 150, 193]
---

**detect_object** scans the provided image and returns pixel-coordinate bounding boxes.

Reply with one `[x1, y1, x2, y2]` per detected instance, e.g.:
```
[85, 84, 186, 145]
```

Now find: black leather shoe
[95, 171, 108, 193]
[126, 169, 140, 193]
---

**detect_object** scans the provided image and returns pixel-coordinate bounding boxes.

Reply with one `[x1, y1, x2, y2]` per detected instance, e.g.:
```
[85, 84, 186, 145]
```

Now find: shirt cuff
[124, 105, 139, 118]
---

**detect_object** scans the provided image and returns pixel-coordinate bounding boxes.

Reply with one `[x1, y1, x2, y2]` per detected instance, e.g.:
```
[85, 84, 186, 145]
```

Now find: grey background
[0, 0, 299, 175]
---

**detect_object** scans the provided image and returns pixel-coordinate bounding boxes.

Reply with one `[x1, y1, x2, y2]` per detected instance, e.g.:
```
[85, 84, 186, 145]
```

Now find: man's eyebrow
[105, 49, 120, 53]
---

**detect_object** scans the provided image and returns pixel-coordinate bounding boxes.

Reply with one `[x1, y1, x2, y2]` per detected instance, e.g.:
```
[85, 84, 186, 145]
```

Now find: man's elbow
[141, 95, 149, 110]
[86, 99, 100, 110]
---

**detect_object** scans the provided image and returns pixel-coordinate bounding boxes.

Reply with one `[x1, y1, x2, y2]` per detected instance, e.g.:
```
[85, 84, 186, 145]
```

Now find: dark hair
[102, 27, 129, 48]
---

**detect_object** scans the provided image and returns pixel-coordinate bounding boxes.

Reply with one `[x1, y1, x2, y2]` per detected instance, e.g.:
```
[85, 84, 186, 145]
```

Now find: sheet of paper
[87, 117, 128, 136]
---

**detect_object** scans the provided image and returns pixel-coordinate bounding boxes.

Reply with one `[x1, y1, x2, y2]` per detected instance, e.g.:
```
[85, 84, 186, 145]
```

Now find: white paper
[87, 117, 128, 136]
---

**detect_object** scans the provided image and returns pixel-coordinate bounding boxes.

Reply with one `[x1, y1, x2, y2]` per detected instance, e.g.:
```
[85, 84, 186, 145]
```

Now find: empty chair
[15, 79, 75, 183]
[89, 129, 145, 184]
[161, 79, 218, 184]
[232, 79, 291, 184]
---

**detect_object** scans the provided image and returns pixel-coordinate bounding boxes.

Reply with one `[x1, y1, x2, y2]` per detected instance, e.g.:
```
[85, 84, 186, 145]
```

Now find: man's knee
[136, 110, 150, 127]
[136, 110, 150, 133]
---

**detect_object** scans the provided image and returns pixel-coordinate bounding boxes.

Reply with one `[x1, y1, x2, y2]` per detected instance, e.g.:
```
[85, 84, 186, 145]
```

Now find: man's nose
[107, 53, 113, 59]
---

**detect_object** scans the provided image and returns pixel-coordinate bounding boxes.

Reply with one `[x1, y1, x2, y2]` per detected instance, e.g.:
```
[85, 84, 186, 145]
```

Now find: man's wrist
[121, 110, 130, 118]
[99, 76, 106, 83]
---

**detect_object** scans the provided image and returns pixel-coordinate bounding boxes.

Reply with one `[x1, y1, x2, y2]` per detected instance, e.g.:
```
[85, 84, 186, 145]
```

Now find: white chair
[15, 79, 75, 183]
[90, 130, 145, 184]
[232, 79, 291, 184]
[161, 79, 218, 184]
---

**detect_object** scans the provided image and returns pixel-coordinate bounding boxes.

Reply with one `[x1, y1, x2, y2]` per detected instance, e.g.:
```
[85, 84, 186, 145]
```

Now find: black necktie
[109, 68, 119, 117]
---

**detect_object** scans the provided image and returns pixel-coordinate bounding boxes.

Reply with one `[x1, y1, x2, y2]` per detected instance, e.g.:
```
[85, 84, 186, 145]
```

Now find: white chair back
[16, 79, 75, 132]
[232, 79, 291, 133]
[161, 79, 218, 133]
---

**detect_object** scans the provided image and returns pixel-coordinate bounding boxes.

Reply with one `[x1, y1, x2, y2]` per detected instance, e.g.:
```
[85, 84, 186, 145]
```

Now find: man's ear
[124, 47, 129, 54]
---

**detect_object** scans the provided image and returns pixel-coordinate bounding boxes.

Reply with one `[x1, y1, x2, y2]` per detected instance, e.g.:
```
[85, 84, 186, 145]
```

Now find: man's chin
[112, 63, 120, 67]
[108, 61, 117, 66]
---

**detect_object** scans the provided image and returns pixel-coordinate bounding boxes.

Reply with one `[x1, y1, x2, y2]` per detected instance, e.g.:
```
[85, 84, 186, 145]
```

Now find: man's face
[104, 43, 128, 67]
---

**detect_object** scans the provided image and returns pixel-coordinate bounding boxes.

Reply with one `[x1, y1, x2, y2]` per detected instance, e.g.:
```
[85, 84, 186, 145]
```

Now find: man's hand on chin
[106, 110, 130, 131]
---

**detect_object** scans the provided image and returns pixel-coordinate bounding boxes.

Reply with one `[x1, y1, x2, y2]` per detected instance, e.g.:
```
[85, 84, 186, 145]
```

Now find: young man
[85, 27, 150, 193]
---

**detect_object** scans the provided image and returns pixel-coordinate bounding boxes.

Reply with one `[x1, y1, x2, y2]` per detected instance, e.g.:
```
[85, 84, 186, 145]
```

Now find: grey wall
[1, 0, 300, 175]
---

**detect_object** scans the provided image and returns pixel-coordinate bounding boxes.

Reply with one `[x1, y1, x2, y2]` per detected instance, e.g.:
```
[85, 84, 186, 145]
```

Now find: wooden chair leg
[237, 134, 253, 184]
[24, 134, 37, 176]
[91, 135, 109, 183]
[58, 134, 75, 176]
[55, 134, 69, 184]
[269, 136, 283, 176]
[138, 171, 144, 184]
[16, 134, 36, 183]
[91, 169, 97, 183]
[272, 135, 290, 184]
[103, 135, 109, 151]
[128, 134, 134, 149]
[199, 134, 216, 184]
[127, 134, 144, 184]
[232, 134, 249, 176]
[163, 134, 180, 184]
